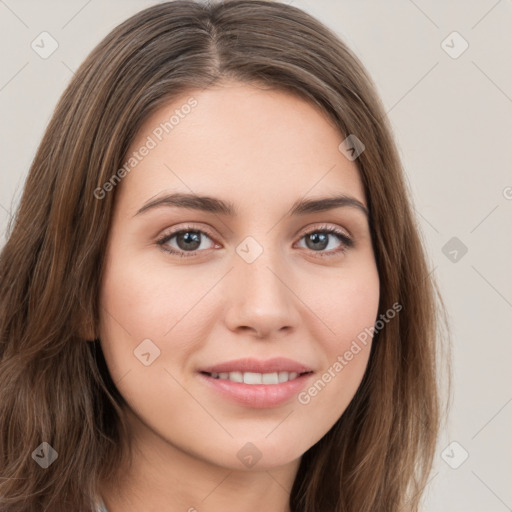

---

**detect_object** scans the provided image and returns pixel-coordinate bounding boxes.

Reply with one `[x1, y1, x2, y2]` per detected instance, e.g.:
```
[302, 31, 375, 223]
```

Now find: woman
[0, 1, 449, 511]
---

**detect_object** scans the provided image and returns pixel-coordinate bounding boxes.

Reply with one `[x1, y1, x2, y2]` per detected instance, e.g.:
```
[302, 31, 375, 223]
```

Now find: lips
[197, 357, 315, 408]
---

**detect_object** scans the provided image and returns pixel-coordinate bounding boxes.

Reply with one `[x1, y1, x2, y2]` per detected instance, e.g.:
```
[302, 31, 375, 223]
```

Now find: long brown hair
[0, 1, 450, 510]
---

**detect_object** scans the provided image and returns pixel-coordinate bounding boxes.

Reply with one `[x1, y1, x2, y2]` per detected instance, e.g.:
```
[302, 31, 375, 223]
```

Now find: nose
[223, 247, 301, 339]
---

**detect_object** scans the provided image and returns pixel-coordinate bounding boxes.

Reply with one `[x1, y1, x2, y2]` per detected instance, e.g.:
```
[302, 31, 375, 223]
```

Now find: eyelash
[156, 224, 354, 259]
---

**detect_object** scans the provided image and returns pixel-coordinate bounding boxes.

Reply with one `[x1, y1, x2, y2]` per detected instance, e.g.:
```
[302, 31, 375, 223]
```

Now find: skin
[97, 81, 380, 512]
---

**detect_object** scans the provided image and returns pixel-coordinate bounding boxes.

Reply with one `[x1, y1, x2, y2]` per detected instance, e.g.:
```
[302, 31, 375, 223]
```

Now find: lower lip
[198, 372, 314, 408]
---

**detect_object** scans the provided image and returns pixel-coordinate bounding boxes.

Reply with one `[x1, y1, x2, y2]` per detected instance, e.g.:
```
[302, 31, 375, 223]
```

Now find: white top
[96, 497, 109, 512]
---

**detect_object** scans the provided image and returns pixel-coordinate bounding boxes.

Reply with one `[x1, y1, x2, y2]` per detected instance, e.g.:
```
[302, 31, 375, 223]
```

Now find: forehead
[117, 82, 366, 214]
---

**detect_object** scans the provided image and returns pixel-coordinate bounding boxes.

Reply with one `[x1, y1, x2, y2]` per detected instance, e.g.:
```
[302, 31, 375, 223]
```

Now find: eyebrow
[134, 192, 369, 218]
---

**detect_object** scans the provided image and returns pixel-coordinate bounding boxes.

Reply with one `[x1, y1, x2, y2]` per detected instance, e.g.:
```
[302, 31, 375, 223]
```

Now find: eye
[157, 225, 218, 258]
[157, 223, 353, 259]
[295, 225, 353, 257]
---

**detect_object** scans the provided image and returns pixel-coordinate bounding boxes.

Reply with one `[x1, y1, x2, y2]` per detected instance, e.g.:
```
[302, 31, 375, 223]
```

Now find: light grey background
[1, 1, 511, 510]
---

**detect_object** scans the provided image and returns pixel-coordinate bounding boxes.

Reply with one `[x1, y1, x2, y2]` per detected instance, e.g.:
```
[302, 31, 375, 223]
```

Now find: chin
[208, 436, 310, 472]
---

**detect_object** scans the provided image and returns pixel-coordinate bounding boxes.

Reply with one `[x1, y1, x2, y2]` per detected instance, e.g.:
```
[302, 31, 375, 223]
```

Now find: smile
[203, 370, 311, 384]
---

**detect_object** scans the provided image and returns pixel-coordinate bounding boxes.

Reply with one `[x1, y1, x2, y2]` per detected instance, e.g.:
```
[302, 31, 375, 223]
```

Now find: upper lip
[199, 357, 313, 374]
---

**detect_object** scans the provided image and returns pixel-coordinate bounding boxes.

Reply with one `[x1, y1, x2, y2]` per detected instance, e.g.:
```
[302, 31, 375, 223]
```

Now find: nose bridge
[224, 234, 300, 335]
[239, 252, 286, 302]
[238, 237, 291, 303]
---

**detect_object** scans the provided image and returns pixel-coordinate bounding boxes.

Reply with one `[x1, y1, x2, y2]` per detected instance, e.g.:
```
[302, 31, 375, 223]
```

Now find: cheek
[330, 277, 380, 346]
[98, 247, 167, 375]
[99, 247, 201, 339]
[97, 248, 218, 384]
[298, 263, 379, 404]
[308, 259, 380, 350]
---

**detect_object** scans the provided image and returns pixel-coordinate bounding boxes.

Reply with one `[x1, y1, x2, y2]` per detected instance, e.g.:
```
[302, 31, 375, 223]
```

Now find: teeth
[244, 372, 262, 384]
[227, 371, 243, 383]
[279, 371, 292, 382]
[262, 372, 278, 384]
[208, 371, 301, 384]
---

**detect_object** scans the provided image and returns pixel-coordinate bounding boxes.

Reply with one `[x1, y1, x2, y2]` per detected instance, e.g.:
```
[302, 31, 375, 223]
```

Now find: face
[98, 81, 380, 472]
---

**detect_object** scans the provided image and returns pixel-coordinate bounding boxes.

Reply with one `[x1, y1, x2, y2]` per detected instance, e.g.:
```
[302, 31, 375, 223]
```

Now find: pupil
[306, 233, 328, 251]
[178, 231, 201, 250]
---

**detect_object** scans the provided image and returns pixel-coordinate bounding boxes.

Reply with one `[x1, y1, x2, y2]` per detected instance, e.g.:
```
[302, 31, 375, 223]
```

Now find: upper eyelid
[295, 223, 351, 239]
